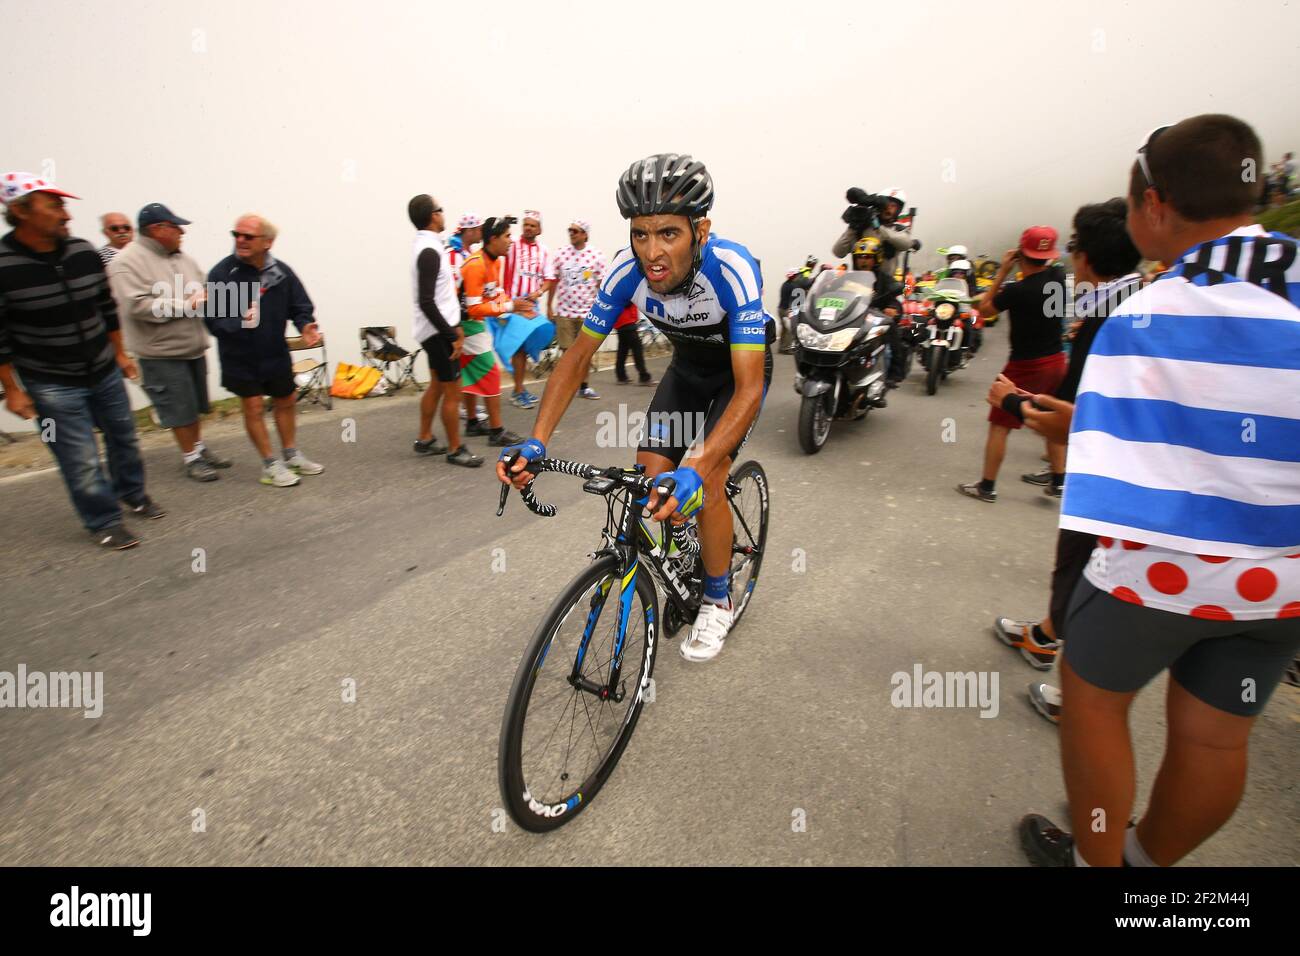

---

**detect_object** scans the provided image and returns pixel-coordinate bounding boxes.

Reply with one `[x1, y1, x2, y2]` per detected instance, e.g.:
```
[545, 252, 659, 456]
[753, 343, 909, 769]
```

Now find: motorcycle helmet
[852, 237, 883, 259]
[878, 187, 907, 220]
[945, 244, 968, 260]
[949, 258, 972, 275]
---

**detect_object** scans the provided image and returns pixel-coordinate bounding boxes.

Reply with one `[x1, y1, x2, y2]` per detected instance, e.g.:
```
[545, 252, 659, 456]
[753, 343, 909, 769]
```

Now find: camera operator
[832, 186, 920, 274]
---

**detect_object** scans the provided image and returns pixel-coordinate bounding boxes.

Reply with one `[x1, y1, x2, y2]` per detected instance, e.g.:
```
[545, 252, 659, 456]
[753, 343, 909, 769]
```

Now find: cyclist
[497, 153, 772, 663]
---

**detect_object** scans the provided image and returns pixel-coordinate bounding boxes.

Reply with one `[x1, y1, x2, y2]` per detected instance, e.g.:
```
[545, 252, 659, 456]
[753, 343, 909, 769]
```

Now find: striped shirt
[504, 238, 555, 298]
[0, 232, 121, 385]
[1061, 224, 1300, 618]
[445, 234, 477, 292]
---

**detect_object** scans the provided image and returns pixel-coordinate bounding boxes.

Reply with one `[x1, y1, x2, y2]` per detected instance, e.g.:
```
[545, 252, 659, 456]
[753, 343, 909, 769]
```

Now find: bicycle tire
[498, 553, 660, 832]
[727, 460, 769, 627]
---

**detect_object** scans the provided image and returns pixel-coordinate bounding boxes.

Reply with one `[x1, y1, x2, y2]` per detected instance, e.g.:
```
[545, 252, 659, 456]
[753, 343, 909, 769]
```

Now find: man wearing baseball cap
[550, 218, 610, 395]
[107, 202, 231, 482]
[0, 172, 163, 549]
[958, 225, 1067, 503]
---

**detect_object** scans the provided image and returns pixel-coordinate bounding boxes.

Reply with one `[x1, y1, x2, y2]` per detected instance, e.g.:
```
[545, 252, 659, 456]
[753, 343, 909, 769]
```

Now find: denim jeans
[25, 367, 147, 531]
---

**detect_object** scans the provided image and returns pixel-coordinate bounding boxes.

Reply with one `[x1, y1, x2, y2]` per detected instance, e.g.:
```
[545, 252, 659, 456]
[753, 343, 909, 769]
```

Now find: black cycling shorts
[1063, 577, 1300, 716]
[422, 334, 458, 384]
[637, 348, 772, 467]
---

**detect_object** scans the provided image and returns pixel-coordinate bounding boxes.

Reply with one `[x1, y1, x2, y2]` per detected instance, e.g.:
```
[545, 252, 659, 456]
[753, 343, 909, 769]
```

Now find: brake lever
[496, 452, 519, 517]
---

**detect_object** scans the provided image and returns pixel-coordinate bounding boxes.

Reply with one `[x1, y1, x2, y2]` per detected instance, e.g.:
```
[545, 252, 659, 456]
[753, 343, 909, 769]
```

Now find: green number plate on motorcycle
[815, 297, 846, 310]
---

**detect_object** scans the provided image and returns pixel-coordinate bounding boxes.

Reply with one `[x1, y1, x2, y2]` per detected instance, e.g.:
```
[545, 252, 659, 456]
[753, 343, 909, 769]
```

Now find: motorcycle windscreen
[804, 270, 876, 330]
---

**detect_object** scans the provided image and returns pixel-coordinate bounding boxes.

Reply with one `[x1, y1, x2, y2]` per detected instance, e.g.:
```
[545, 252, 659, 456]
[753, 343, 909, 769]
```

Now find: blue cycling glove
[654, 466, 704, 519]
[500, 437, 545, 465]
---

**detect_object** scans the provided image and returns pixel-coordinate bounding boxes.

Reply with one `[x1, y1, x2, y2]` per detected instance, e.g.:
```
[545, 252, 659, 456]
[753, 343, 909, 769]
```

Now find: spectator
[408, 194, 482, 466]
[107, 203, 231, 482]
[1018, 114, 1300, 867]
[447, 213, 490, 434]
[204, 214, 324, 487]
[460, 216, 546, 463]
[987, 198, 1142, 722]
[612, 303, 655, 385]
[956, 226, 1067, 503]
[0, 172, 161, 549]
[549, 218, 607, 398]
[502, 209, 555, 408]
[98, 212, 133, 265]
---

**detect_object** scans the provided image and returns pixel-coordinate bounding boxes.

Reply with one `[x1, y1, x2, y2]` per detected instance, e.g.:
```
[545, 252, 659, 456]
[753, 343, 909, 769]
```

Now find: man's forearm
[0, 362, 21, 392]
[108, 330, 129, 355]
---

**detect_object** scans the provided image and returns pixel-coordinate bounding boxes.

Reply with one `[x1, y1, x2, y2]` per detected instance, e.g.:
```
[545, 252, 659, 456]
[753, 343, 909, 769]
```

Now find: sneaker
[1019, 814, 1075, 867]
[579, 386, 600, 400]
[1028, 682, 1062, 724]
[260, 460, 301, 487]
[1021, 467, 1052, 485]
[510, 391, 537, 409]
[198, 446, 232, 469]
[91, 525, 140, 550]
[1044, 483, 1063, 499]
[446, 445, 484, 468]
[286, 453, 324, 476]
[465, 419, 488, 437]
[680, 601, 733, 662]
[488, 428, 525, 447]
[414, 436, 449, 456]
[956, 481, 996, 503]
[638, 377, 658, 387]
[126, 496, 166, 519]
[186, 458, 220, 482]
[616, 377, 632, 386]
[885, 379, 901, 390]
[993, 618, 1059, 670]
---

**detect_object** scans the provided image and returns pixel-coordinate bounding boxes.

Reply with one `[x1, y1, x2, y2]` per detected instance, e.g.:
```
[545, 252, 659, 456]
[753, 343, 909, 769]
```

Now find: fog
[3, 0, 1297, 420]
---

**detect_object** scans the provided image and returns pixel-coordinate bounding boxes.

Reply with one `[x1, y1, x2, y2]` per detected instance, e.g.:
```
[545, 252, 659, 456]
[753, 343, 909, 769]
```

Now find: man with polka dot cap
[1018, 114, 1300, 869]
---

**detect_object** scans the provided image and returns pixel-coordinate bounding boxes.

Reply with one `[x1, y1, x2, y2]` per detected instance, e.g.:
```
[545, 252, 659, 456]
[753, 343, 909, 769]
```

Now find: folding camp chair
[287, 331, 332, 410]
[360, 326, 423, 393]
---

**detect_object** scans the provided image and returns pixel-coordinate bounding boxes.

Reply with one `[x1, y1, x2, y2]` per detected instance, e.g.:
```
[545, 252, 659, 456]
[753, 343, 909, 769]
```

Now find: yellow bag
[329, 362, 384, 399]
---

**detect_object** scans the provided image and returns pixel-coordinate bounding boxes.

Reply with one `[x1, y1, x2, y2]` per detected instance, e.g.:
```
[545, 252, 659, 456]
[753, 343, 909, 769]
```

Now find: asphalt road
[2, 323, 1296, 866]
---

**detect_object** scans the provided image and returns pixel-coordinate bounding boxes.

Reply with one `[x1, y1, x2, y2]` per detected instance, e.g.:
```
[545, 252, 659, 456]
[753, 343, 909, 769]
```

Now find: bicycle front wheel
[498, 554, 660, 832]
[727, 460, 770, 627]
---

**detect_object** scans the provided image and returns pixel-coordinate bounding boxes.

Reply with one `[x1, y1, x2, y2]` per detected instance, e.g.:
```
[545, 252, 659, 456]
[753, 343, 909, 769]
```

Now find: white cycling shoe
[680, 601, 733, 662]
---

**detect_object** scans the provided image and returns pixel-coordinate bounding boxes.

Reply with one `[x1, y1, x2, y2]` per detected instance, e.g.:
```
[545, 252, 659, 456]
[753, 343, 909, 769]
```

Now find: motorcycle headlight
[797, 325, 857, 351]
[935, 302, 956, 320]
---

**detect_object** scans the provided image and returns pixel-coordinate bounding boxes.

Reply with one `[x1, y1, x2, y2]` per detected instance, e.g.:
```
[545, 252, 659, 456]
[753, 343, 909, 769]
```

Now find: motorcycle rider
[776, 255, 818, 354]
[850, 236, 908, 390]
[943, 257, 983, 354]
[938, 244, 980, 296]
[832, 186, 921, 276]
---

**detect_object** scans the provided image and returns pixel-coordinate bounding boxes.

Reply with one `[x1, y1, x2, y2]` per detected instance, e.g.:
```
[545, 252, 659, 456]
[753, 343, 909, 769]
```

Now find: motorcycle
[915, 278, 976, 395]
[792, 270, 893, 454]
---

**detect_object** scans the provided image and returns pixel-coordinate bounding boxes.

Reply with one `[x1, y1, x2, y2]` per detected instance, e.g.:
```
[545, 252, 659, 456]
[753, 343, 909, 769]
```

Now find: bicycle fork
[568, 553, 640, 704]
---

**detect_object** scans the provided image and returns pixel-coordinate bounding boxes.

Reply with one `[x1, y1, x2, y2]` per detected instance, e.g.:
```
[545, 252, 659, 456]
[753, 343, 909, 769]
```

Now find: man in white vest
[408, 194, 480, 467]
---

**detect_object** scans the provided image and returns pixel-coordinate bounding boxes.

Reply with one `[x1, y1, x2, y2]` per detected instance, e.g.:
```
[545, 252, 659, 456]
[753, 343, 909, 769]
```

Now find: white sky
[3, 0, 1298, 404]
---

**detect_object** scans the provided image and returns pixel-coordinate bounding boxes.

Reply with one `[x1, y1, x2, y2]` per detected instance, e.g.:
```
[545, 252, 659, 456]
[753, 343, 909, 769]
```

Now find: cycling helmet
[616, 153, 714, 220]
[852, 237, 883, 258]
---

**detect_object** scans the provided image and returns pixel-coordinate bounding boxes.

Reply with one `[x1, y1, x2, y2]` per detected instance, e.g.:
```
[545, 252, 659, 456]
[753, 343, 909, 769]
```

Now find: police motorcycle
[792, 270, 893, 454]
[915, 277, 977, 395]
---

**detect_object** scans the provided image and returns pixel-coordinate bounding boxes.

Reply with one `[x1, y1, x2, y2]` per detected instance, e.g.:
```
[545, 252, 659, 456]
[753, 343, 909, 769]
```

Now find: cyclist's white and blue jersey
[582, 236, 773, 368]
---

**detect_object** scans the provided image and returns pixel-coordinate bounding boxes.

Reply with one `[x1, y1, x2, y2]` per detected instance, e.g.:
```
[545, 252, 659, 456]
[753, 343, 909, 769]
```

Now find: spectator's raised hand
[1022, 394, 1074, 444]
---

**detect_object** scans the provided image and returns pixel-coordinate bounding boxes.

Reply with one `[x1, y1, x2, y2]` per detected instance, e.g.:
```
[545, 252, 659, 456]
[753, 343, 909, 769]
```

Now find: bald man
[98, 212, 133, 264]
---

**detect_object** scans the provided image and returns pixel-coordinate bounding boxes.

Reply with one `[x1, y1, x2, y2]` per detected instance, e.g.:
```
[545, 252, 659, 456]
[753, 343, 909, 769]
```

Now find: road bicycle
[495, 455, 769, 831]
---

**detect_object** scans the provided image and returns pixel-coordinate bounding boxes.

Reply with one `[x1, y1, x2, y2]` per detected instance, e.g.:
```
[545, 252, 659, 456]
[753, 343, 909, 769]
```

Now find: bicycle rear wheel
[727, 460, 770, 627]
[498, 554, 660, 832]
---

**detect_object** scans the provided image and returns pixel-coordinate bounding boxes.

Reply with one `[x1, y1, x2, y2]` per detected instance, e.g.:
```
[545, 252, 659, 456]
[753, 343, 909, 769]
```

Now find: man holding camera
[832, 186, 920, 272]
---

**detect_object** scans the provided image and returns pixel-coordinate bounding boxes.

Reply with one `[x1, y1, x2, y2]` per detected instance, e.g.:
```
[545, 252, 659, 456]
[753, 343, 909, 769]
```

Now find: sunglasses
[106, 225, 132, 233]
[567, 227, 584, 233]
[1136, 125, 1170, 191]
[231, 231, 263, 241]
[431, 206, 444, 214]
[1066, 237, 1079, 254]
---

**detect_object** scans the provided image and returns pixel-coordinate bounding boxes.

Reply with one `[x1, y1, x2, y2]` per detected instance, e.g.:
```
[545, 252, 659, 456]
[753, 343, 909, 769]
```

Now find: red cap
[1019, 225, 1059, 260]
